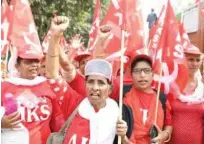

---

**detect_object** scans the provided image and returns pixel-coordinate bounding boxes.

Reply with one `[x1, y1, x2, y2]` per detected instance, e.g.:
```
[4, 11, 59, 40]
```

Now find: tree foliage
[29, 0, 110, 46]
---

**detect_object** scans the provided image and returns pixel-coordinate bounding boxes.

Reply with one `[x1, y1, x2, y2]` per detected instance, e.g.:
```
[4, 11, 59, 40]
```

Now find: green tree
[29, 0, 110, 46]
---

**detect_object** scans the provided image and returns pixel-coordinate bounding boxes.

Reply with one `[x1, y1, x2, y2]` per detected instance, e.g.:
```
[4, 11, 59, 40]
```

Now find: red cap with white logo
[74, 47, 92, 62]
[18, 44, 43, 59]
[184, 44, 202, 55]
[130, 48, 153, 65]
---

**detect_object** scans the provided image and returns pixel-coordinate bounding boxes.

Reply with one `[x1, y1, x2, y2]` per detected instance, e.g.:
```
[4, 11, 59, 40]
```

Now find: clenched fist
[50, 16, 69, 37]
[97, 25, 112, 44]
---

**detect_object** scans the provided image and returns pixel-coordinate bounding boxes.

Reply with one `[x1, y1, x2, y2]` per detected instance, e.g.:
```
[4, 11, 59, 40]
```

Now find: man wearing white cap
[61, 59, 127, 144]
[50, 24, 120, 102]
[45, 16, 128, 144]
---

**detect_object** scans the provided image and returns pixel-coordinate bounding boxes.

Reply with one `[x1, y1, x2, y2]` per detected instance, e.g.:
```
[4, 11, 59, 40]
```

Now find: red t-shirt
[135, 90, 172, 126]
[48, 78, 68, 105]
[68, 73, 172, 126]
[60, 87, 85, 119]
[123, 89, 172, 144]
[62, 102, 117, 144]
[168, 95, 204, 144]
[63, 113, 90, 144]
[1, 79, 64, 144]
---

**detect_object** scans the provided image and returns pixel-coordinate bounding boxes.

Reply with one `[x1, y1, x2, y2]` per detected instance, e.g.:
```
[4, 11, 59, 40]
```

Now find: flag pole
[5, 44, 10, 69]
[2, 44, 10, 79]
[202, 54, 204, 74]
[146, 30, 162, 125]
[146, 39, 152, 54]
[154, 64, 163, 124]
[146, 37, 163, 125]
[118, 29, 125, 144]
[147, 34, 162, 126]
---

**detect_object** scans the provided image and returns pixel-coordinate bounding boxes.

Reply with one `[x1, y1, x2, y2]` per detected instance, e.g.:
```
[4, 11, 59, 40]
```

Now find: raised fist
[51, 16, 69, 37]
[97, 25, 112, 44]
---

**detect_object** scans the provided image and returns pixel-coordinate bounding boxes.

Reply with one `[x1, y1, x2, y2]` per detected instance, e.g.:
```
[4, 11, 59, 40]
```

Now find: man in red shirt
[121, 54, 172, 144]
[45, 16, 128, 144]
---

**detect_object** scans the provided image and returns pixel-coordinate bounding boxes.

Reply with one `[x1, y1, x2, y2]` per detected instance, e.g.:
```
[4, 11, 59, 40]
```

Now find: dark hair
[131, 58, 152, 73]
[16, 56, 40, 65]
[85, 76, 112, 85]
[16, 56, 23, 65]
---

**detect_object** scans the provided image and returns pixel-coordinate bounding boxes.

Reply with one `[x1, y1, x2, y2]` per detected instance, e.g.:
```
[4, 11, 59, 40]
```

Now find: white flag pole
[118, 28, 126, 144]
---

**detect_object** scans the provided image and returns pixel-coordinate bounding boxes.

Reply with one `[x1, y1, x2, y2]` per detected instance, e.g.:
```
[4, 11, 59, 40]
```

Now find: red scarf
[123, 87, 164, 144]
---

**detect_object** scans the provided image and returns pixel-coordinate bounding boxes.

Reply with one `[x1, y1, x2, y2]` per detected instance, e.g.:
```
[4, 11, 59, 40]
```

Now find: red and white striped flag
[149, 0, 188, 95]
[88, 0, 101, 51]
[1, 0, 12, 56]
[102, 0, 144, 56]
[9, 0, 42, 55]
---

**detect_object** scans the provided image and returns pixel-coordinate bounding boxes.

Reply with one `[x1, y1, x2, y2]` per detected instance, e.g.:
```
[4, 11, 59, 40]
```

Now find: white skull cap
[85, 59, 112, 81]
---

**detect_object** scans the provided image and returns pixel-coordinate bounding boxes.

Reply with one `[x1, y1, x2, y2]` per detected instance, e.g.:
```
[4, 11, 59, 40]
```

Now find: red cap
[131, 54, 153, 65]
[184, 44, 202, 55]
[130, 48, 153, 65]
[74, 51, 92, 62]
[18, 44, 43, 60]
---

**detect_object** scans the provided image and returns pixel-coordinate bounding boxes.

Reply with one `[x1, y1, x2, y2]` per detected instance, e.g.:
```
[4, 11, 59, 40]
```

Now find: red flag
[9, 0, 42, 54]
[1, 0, 12, 55]
[88, 0, 101, 51]
[195, 0, 200, 3]
[201, 7, 204, 16]
[179, 23, 192, 51]
[149, 0, 188, 95]
[102, 0, 144, 55]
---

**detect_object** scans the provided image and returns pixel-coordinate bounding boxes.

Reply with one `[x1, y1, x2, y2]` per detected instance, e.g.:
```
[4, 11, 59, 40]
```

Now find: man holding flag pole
[101, 0, 173, 143]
